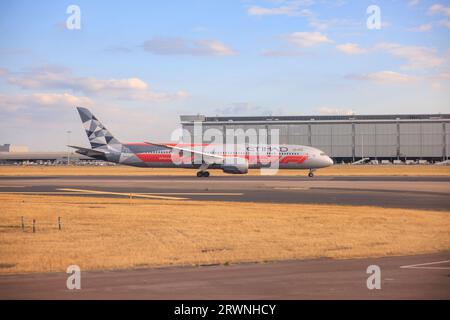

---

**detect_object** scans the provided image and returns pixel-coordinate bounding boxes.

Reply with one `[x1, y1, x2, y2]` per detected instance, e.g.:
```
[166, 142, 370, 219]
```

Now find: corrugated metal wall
[182, 120, 449, 160]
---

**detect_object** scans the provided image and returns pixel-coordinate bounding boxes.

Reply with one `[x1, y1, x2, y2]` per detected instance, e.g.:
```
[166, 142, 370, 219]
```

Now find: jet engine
[221, 158, 249, 174]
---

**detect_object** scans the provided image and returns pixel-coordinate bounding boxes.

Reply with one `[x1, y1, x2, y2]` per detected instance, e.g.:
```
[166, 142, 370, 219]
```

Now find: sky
[0, 0, 449, 150]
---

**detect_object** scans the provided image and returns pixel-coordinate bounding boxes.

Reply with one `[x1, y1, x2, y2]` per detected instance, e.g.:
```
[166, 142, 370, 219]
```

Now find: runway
[0, 253, 449, 299]
[1, 174, 449, 299]
[0, 175, 449, 210]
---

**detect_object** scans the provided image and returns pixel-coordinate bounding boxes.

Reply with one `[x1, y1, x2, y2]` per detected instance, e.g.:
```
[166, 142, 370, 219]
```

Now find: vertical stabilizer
[76, 107, 122, 152]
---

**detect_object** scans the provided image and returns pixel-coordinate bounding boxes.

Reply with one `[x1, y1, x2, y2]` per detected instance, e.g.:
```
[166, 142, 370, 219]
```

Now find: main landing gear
[197, 171, 210, 178]
[197, 162, 210, 178]
[308, 169, 315, 178]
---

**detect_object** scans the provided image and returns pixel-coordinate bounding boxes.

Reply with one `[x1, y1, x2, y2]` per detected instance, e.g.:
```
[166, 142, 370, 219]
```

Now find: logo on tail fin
[76, 107, 122, 152]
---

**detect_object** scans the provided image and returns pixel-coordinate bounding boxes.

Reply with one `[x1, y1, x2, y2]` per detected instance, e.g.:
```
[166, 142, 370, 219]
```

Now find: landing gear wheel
[308, 171, 314, 178]
[197, 171, 210, 177]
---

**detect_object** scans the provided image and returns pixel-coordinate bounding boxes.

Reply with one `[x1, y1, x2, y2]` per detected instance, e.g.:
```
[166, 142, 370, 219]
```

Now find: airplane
[70, 107, 334, 177]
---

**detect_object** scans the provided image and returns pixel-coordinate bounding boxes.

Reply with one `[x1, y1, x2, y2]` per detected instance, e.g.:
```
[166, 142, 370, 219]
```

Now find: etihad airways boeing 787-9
[70, 107, 333, 177]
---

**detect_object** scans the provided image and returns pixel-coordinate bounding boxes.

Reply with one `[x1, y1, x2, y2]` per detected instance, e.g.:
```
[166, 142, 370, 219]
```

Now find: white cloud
[77, 77, 149, 93]
[0, 93, 93, 112]
[247, 0, 314, 17]
[316, 107, 355, 115]
[428, 71, 450, 89]
[428, 3, 450, 16]
[285, 31, 333, 47]
[198, 40, 237, 56]
[375, 43, 446, 70]
[336, 43, 367, 55]
[5, 66, 188, 102]
[142, 38, 237, 56]
[246, 2, 357, 31]
[408, 0, 420, 7]
[248, 5, 299, 16]
[32, 93, 92, 106]
[348, 71, 417, 84]
[308, 15, 360, 31]
[407, 23, 433, 32]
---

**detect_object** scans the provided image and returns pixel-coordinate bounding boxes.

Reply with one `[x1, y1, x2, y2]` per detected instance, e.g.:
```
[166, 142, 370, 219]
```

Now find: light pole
[67, 130, 71, 165]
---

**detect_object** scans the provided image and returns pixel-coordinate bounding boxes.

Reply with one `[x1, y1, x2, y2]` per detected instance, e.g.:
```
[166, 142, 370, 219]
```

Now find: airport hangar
[180, 113, 450, 163]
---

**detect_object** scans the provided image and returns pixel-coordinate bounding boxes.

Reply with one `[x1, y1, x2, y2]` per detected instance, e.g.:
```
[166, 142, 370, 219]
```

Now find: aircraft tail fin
[76, 107, 122, 152]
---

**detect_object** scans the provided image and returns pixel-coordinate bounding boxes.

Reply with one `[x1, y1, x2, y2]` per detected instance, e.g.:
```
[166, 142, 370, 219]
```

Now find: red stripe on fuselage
[279, 155, 308, 164]
[126, 143, 210, 147]
[135, 153, 173, 163]
[135, 152, 308, 164]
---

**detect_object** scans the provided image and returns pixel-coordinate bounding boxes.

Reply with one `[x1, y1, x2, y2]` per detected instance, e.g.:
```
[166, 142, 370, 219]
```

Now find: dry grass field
[0, 194, 449, 275]
[0, 164, 449, 177]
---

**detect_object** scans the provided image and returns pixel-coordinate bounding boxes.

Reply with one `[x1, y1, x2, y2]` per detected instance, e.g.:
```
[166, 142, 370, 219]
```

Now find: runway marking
[400, 260, 450, 270]
[0, 191, 92, 195]
[138, 192, 243, 196]
[0, 185, 25, 188]
[0, 190, 242, 197]
[58, 188, 187, 200]
[273, 187, 309, 190]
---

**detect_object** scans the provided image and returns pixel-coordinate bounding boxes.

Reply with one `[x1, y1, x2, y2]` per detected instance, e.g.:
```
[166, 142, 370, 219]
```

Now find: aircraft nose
[323, 156, 333, 167]
[327, 156, 334, 165]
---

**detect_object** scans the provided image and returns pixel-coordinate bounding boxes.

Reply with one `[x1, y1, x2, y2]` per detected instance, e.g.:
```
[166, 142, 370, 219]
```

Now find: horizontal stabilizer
[68, 145, 107, 158]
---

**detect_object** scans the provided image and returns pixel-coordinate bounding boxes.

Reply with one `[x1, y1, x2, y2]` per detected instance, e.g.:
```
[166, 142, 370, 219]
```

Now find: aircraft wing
[144, 142, 224, 161]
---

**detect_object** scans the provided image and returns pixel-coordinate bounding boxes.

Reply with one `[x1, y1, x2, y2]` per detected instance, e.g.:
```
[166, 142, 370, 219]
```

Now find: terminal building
[180, 114, 450, 163]
[0, 143, 94, 164]
[0, 144, 29, 153]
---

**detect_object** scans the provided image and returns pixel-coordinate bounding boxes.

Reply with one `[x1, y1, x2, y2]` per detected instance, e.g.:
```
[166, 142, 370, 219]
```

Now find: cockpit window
[320, 152, 326, 156]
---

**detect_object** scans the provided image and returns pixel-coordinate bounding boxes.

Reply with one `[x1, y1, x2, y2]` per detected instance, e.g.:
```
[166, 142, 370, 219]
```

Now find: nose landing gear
[308, 169, 315, 178]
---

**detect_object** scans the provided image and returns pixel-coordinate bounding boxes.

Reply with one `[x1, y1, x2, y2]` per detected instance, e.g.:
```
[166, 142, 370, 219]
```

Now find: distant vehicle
[71, 107, 333, 177]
